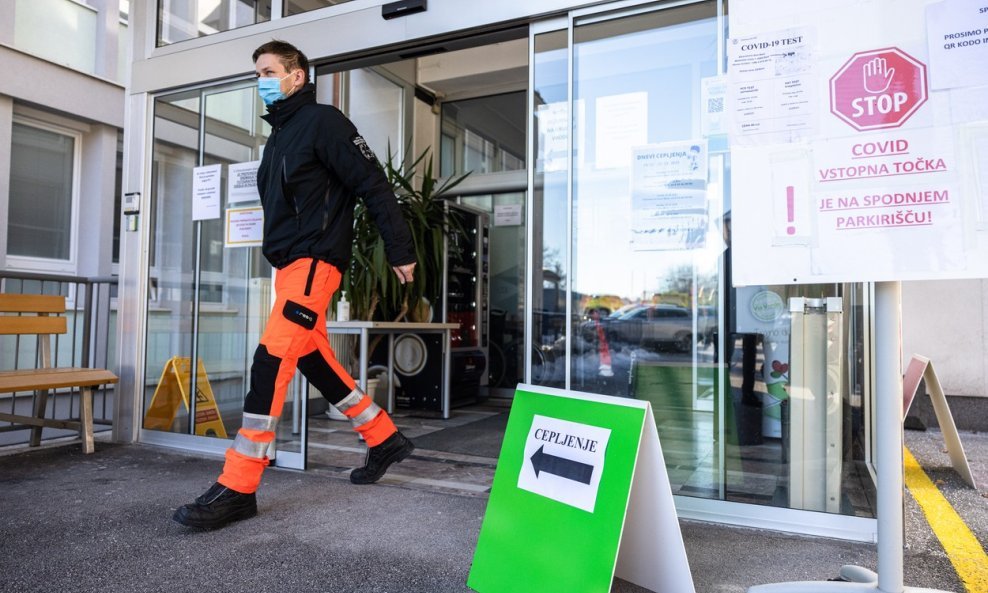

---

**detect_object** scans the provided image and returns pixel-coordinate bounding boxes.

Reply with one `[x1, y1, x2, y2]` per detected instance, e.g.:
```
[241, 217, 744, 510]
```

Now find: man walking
[174, 40, 417, 529]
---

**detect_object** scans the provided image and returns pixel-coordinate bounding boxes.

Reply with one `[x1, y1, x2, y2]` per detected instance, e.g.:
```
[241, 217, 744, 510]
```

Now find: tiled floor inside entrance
[305, 399, 512, 497]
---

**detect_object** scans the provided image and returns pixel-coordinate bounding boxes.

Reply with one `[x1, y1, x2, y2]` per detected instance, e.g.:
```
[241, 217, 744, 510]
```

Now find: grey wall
[78, 124, 119, 277]
[0, 48, 125, 129]
[903, 281, 988, 398]
[0, 0, 14, 45]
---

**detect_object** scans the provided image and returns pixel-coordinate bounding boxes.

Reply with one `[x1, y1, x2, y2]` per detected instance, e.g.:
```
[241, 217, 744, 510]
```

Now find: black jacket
[257, 84, 415, 270]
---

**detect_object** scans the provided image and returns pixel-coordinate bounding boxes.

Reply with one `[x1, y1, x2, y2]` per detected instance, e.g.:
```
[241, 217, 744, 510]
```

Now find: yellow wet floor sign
[144, 356, 228, 437]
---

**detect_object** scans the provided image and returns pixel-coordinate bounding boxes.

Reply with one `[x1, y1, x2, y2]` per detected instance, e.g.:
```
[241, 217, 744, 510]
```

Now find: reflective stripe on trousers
[335, 387, 393, 436]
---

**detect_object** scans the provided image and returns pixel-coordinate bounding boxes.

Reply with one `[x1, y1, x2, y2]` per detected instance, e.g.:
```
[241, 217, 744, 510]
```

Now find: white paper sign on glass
[228, 161, 261, 204]
[727, 27, 815, 146]
[629, 141, 709, 251]
[537, 101, 586, 173]
[494, 204, 523, 227]
[595, 92, 648, 170]
[192, 164, 222, 221]
[701, 76, 728, 137]
[728, 0, 988, 286]
[225, 206, 264, 248]
[926, 0, 988, 91]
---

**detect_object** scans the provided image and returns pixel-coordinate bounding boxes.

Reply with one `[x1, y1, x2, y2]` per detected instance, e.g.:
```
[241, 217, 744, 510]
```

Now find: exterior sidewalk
[0, 429, 981, 593]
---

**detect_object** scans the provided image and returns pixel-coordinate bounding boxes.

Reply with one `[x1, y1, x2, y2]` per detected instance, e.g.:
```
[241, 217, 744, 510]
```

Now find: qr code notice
[707, 97, 724, 114]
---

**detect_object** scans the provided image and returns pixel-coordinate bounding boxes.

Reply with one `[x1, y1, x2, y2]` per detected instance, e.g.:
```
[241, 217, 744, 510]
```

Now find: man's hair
[253, 40, 309, 83]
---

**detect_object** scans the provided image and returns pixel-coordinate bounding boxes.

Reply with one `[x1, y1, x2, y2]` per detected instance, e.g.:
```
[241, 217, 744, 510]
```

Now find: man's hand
[392, 262, 416, 285]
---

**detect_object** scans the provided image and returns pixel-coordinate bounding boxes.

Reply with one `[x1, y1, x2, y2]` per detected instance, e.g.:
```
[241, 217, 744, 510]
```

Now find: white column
[92, 0, 121, 81]
[0, 95, 13, 270]
[113, 91, 149, 443]
[875, 281, 904, 593]
[78, 124, 119, 277]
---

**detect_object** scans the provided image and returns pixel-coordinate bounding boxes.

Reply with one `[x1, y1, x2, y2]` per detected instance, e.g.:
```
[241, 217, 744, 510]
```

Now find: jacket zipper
[321, 185, 331, 231]
[281, 156, 301, 229]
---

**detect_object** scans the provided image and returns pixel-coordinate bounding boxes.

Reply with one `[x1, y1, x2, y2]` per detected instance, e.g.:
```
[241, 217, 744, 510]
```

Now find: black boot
[350, 431, 415, 484]
[173, 482, 257, 529]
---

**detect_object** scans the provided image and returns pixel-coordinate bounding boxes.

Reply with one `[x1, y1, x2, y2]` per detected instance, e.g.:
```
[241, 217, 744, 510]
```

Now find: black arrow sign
[530, 445, 594, 485]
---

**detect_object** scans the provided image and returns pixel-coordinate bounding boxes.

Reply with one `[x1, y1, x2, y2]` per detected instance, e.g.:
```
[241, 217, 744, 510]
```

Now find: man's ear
[293, 68, 306, 89]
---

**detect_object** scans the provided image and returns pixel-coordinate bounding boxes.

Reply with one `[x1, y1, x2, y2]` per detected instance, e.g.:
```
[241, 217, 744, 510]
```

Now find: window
[154, 0, 368, 45]
[14, 0, 98, 74]
[314, 66, 407, 162]
[156, 0, 270, 46]
[7, 120, 80, 266]
[284, 0, 354, 17]
[113, 131, 123, 265]
[440, 92, 527, 177]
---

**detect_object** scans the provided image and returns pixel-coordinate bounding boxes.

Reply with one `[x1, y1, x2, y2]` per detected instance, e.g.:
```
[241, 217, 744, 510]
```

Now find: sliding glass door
[530, 0, 876, 536]
[142, 80, 308, 470]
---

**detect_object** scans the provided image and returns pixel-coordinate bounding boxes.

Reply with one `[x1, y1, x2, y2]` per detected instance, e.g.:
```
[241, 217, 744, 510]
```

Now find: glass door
[142, 79, 307, 470]
[201, 83, 307, 470]
[568, 0, 725, 499]
[458, 192, 529, 395]
[529, 1, 877, 534]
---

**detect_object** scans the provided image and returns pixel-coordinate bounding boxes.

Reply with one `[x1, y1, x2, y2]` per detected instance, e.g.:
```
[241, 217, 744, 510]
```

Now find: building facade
[3, 0, 972, 543]
[0, 1, 130, 447]
[0, 0, 129, 278]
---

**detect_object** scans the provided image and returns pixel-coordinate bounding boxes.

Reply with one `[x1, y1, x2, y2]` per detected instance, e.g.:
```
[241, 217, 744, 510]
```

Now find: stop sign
[830, 47, 928, 131]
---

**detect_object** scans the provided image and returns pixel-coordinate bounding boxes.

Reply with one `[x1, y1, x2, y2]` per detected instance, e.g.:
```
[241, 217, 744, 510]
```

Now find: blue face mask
[257, 73, 292, 106]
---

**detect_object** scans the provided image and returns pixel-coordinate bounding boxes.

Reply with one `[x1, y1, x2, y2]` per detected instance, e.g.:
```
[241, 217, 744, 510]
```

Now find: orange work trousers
[218, 258, 397, 494]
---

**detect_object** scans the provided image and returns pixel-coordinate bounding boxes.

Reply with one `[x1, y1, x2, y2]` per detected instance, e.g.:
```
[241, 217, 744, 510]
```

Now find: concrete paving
[0, 427, 982, 593]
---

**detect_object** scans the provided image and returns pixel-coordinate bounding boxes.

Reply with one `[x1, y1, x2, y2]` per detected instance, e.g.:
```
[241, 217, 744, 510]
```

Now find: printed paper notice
[926, 1, 988, 90]
[517, 415, 611, 513]
[728, 28, 815, 145]
[701, 76, 728, 136]
[225, 206, 264, 248]
[537, 101, 586, 173]
[494, 204, 523, 227]
[809, 128, 964, 276]
[228, 161, 260, 204]
[595, 92, 648, 169]
[629, 141, 708, 251]
[192, 164, 222, 221]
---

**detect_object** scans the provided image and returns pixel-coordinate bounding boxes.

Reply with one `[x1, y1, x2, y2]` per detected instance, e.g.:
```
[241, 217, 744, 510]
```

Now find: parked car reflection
[598, 304, 696, 352]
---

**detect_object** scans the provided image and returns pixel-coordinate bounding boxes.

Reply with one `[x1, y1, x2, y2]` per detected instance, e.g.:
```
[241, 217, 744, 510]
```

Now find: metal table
[326, 321, 459, 419]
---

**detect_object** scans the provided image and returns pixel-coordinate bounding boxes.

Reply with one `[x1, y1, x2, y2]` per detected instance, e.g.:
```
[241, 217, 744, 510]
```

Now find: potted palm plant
[338, 146, 470, 324]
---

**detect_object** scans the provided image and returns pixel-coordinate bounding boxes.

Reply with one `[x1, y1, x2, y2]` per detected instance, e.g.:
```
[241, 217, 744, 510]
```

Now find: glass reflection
[724, 283, 875, 517]
[199, 84, 277, 447]
[531, 30, 568, 389]
[284, 0, 353, 17]
[144, 90, 201, 434]
[144, 82, 273, 445]
[571, 3, 722, 499]
[157, 0, 270, 47]
[441, 93, 527, 177]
